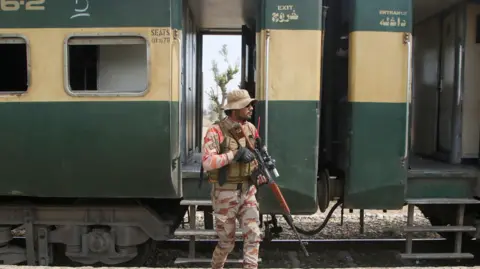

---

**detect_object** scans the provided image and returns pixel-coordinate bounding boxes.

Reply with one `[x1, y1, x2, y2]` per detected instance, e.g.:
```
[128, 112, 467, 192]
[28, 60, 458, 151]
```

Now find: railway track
[156, 237, 480, 268]
[8, 236, 480, 267]
[164, 237, 447, 251]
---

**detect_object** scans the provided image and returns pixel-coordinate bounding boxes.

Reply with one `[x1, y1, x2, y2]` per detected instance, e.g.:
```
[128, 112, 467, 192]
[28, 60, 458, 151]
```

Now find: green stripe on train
[0, 0, 173, 28]
[343, 102, 407, 209]
[0, 101, 180, 198]
[350, 0, 412, 32]
[259, 0, 323, 31]
[255, 100, 318, 214]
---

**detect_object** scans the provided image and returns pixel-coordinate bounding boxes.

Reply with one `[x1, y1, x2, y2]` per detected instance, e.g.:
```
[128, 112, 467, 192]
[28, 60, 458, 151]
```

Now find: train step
[175, 258, 263, 264]
[174, 200, 263, 265]
[400, 198, 479, 260]
[399, 253, 474, 260]
[180, 199, 212, 206]
[406, 198, 480, 205]
[175, 229, 243, 237]
[403, 226, 476, 233]
[175, 228, 265, 237]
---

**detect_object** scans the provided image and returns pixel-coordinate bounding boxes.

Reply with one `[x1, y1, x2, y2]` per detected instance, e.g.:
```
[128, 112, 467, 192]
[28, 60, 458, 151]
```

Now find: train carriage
[0, 0, 480, 266]
[0, 0, 185, 266]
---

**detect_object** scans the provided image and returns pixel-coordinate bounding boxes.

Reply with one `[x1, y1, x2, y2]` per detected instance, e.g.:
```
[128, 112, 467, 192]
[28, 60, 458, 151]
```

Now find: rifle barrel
[270, 183, 290, 213]
[236, 126, 309, 256]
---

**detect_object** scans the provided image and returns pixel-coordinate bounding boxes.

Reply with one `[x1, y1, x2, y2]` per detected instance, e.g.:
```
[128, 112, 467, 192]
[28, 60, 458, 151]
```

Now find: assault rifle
[229, 119, 309, 257]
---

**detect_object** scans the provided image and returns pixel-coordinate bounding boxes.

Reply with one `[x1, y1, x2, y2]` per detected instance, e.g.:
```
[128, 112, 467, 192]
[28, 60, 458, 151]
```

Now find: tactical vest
[208, 118, 257, 184]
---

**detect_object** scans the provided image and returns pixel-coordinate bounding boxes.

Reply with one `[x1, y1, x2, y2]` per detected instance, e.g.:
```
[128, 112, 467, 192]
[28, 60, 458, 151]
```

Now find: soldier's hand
[233, 147, 255, 163]
[257, 174, 268, 185]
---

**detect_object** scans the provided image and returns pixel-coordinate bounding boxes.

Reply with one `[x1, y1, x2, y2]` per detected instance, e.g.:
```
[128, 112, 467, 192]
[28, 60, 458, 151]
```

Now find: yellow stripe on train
[348, 31, 409, 103]
[256, 29, 322, 102]
[0, 27, 180, 102]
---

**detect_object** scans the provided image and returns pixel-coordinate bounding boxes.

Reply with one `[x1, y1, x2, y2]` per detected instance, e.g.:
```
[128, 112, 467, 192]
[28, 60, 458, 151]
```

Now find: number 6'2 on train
[0, 0, 45, 11]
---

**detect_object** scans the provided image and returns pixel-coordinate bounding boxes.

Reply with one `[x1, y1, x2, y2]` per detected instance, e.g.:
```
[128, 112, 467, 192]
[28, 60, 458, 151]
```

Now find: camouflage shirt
[201, 118, 257, 172]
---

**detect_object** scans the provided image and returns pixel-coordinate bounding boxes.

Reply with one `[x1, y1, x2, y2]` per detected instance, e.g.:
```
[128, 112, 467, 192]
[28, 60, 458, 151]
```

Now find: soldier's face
[237, 103, 253, 120]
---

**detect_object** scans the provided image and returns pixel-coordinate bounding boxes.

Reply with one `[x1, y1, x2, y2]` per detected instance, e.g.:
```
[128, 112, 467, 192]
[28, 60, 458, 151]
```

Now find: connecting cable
[283, 199, 343, 236]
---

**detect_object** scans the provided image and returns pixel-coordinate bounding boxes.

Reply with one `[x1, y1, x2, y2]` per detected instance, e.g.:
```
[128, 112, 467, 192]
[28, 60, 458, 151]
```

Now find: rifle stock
[235, 124, 310, 257]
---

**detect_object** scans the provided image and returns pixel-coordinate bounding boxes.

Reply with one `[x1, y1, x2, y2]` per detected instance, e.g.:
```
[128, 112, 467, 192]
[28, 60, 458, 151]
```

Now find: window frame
[0, 34, 31, 96]
[63, 33, 151, 97]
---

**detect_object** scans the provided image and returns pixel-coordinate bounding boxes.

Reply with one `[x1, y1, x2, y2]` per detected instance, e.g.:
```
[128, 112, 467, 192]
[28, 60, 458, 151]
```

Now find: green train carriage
[0, 0, 186, 266]
[0, 0, 479, 266]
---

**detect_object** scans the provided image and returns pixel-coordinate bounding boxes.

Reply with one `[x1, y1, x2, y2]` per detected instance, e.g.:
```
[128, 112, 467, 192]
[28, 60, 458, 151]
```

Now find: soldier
[202, 89, 268, 269]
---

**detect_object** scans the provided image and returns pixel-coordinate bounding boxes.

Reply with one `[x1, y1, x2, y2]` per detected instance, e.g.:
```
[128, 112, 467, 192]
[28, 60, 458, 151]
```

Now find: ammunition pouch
[213, 180, 252, 194]
[207, 118, 257, 186]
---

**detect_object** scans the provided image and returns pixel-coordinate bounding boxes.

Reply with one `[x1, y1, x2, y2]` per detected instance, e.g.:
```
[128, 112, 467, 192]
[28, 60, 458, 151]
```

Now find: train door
[240, 24, 256, 122]
[436, 11, 456, 156]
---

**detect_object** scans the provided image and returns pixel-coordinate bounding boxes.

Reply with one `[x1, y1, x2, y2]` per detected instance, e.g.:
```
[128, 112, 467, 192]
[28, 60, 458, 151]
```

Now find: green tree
[206, 44, 239, 122]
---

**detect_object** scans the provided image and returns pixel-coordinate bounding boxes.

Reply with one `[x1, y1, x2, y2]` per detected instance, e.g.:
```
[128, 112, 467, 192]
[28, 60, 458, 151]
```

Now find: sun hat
[222, 89, 257, 110]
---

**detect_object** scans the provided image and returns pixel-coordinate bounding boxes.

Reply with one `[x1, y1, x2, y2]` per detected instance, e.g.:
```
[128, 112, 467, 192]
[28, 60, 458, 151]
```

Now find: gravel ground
[178, 203, 440, 240]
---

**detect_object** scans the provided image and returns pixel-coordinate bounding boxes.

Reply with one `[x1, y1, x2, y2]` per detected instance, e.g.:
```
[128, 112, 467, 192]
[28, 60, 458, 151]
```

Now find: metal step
[399, 253, 474, 260]
[175, 229, 243, 237]
[405, 198, 480, 205]
[174, 202, 263, 265]
[400, 201, 477, 260]
[175, 258, 263, 264]
[175, 229, 265, 237]
[404, 226, 476, 233]
[180, 199, 212, 206]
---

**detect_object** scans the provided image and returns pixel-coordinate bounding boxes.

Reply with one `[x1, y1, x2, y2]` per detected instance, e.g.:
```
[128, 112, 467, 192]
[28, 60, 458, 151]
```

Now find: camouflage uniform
[202, 89, 262, 269]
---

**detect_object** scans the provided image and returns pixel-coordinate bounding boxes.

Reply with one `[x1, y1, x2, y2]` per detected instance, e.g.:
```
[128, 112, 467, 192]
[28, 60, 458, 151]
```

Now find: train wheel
[317, 169, 331, 213]
[51, 237, 157, 267]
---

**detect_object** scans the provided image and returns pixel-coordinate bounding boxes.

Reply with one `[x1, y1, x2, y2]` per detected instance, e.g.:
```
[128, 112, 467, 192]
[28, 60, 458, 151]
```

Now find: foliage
[206, 44, 239, 122]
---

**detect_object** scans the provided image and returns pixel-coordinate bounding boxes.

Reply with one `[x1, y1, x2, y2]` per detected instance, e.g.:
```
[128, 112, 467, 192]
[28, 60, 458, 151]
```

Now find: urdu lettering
[70, 0, 90, 19]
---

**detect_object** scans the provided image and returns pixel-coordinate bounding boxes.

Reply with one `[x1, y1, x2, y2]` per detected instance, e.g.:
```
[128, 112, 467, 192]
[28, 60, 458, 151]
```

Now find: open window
[0, 36, 29, 94]
[65, 35, 149, 96]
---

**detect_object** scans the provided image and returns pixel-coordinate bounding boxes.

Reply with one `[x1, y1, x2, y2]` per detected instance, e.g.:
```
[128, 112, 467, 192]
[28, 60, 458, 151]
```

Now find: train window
[65, 35, 149, 96]
[0, 36, 29, 94]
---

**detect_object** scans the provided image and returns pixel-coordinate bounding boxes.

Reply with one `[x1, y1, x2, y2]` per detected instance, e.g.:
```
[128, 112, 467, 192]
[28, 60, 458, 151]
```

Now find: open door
[436, 11, 456, 155]
[240, 24, 256, 125]
[241, 24, 256, 100]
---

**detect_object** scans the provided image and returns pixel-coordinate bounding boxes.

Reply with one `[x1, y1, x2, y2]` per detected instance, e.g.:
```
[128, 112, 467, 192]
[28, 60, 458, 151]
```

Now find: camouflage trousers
[210, 182, 262, 269]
